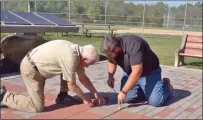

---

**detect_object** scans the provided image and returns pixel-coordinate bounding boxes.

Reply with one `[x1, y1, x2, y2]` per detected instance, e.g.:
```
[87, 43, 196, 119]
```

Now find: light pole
[182, 0, 188, 37]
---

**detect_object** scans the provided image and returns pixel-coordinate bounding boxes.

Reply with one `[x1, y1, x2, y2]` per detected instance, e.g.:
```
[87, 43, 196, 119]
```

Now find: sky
[124, 1, 201, 7]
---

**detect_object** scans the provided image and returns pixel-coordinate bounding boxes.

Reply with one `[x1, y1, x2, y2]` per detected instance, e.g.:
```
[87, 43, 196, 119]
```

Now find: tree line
[1, 0, 202, 27]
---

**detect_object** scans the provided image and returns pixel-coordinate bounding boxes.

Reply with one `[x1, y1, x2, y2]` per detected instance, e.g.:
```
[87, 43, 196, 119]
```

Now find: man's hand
[94, 92, 106, 106]
[107, 61, 116, 88]
[117, 91, 127, 105]
[107, 73, 115, 88]
[83, 99, 98, 107]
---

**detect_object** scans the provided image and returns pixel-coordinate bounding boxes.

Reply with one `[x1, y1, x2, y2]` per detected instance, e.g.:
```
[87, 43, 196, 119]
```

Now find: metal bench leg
[174, 51, 180, 67]
[180, 56, 185, 65]
[111, 30, 113, 37]
[85, 30, 88, 37]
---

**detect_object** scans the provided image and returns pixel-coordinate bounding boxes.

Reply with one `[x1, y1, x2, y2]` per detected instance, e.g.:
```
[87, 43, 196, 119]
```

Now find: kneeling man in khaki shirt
[0, 40, 106, 112]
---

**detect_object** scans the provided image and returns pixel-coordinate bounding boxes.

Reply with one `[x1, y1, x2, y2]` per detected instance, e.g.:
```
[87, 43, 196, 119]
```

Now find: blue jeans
[120, 67, 170, 107]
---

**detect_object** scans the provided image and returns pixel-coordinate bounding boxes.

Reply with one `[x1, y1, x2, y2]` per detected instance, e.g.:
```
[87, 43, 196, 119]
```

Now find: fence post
[28, 0, 30, 12]
[167, 6, 170, 28]
[104, 0, 107, 24]
[182, 0, 188, 38]
[69, 0, 71, 22]
[1, 0, 4, 10]
[35, 0, 36, 12]
[142, 0, 146, 38]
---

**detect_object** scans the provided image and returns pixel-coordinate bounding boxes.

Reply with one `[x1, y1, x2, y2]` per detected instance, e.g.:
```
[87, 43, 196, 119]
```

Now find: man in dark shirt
[100, 35, 173, 107]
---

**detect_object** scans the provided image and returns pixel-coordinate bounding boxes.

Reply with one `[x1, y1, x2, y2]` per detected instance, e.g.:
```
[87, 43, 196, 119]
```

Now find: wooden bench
[174, 34, 202, 67]
[77, 24, 115, 37]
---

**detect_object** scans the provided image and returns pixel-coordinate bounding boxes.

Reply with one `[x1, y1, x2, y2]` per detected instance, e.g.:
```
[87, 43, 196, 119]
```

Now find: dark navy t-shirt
[109, 35, 159, 77]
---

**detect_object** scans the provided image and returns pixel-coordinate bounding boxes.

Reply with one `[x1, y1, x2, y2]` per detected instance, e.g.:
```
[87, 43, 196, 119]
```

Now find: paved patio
[1, 62, 202, 119]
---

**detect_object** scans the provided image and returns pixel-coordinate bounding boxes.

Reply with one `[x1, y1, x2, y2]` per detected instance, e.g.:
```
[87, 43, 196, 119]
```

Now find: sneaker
[126, 97, 147, 104]
[55, 93, 82, 105]
[163, 78, 174, 96]
[0, 85, 7, 105]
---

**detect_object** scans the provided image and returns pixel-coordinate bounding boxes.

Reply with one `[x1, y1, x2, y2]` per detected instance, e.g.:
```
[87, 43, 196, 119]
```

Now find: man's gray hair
[100, 37, 121, 53]
[82, 44, 99, 62]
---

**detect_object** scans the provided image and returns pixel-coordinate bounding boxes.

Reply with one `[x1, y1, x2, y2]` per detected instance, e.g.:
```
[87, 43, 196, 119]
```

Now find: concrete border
[1, 61, 201, 81]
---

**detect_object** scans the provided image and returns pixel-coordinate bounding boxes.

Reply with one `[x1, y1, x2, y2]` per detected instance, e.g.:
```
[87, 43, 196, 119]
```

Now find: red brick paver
[155, 108, 175, 118]
[1, 108, 15, 114]
[185, 108, 197, 112]
[109, 111, 153, 119]
[68, 111, 103, 119]
[1, 64, 202, 119]
[30, 104, 90, 119]
[1, 113, 24, 119]
[1, 82, 26, 93]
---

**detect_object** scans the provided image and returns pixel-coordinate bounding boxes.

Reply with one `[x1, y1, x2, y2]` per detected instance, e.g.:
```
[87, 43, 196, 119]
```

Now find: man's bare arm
[67, 82, 91, 104]
[121, 63, 143, 93]
[78, 73, 98, 94]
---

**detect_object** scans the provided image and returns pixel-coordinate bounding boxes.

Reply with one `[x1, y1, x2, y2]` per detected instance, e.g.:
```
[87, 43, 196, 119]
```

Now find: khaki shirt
[30, 40, 84, 83]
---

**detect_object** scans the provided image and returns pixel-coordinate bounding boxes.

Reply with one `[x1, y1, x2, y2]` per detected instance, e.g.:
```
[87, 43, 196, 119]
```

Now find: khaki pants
[2, 57, 46, 112]
[2, 57, 69, 113]
[60, 74, 69, 92]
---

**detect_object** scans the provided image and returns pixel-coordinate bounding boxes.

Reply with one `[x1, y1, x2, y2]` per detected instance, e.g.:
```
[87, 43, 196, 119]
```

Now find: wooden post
[108, 25, 110, 35]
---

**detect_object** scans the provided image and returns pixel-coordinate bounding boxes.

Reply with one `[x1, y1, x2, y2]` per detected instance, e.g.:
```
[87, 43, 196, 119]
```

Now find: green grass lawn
[1, 33, 202, 70]
[44, 33, 202, 70]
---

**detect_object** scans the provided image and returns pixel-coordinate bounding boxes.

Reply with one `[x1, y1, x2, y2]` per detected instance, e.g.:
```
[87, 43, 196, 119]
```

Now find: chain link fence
[1, 0, 202, 38]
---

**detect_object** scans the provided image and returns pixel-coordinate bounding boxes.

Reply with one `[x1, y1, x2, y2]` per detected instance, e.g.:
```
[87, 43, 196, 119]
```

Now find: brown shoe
[163, 78, 174, 96]
[55, 93, 82, 105]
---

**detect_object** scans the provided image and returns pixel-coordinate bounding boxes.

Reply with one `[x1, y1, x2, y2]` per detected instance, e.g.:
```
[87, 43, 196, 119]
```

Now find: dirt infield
[92, 27, 202, 36]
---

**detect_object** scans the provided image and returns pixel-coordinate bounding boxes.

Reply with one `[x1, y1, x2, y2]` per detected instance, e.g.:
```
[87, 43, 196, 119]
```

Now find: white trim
[9, 11, 34, 25]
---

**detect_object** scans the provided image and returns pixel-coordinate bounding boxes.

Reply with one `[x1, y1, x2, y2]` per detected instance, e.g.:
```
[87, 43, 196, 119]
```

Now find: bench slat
[187, 36, 203, 43]
[185, 42, 202, 50]
[182, 48, 202, 57]
[179, 53, 202, 58]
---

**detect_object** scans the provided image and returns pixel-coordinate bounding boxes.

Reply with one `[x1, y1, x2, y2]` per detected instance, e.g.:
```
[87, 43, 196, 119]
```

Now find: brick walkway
[1, 62, 202, 119]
